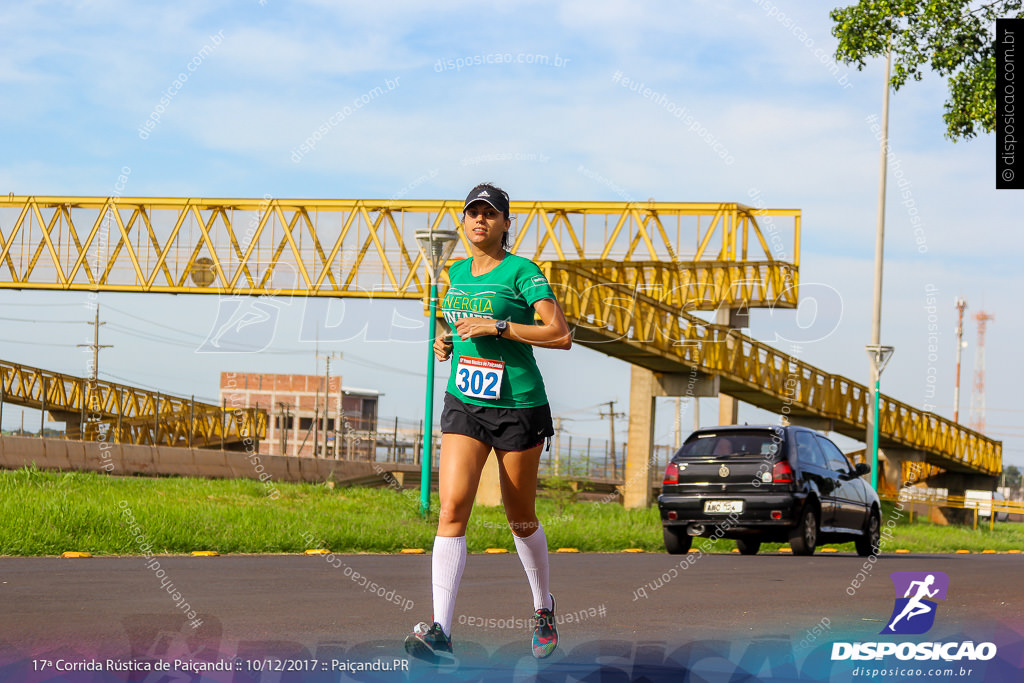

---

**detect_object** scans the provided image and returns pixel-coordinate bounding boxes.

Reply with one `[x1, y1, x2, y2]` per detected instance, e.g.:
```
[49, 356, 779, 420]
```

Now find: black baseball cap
[463, 186, 510, 216]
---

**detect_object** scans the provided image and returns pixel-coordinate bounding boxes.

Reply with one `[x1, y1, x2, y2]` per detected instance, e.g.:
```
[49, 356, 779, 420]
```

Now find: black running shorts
[440, 392, 554, 452]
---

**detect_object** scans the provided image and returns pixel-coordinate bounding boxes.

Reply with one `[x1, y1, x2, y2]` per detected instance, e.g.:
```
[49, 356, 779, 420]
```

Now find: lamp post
[414, 227, 458, 518]
[866, 47, 894, 490]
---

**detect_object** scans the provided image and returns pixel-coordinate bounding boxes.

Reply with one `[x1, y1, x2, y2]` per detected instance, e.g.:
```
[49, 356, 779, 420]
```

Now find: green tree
[831, 0, 1023, 140]
[1003, 464, 1022, 489]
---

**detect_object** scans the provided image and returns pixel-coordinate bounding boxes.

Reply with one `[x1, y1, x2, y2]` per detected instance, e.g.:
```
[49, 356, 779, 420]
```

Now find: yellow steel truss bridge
[0, 196, 1000, 476]
[0, 197, 797, 304]
[0, 359, 266, 447]
[546, 261, 999, 476]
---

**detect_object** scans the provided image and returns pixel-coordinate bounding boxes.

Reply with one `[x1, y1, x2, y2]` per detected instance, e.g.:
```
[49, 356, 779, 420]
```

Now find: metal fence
[330, 416, 679, 490]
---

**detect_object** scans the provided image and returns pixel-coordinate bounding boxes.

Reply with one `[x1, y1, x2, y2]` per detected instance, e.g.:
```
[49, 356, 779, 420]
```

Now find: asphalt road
[1, 552, 1022, 682]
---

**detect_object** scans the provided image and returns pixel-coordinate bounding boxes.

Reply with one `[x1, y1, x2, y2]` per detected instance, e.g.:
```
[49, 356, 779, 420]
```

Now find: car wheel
[789, 506, 818, 556]
[663, 527, 693, 555]
[855, 509, 881, 557]
[736, 538, 761, 555]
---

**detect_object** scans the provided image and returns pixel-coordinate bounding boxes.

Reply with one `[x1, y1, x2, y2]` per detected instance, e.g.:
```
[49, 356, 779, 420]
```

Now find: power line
[0, 316, 82, 324]
[0, 302, 82, 307]
[0, 338, 79, 348]
[97, 371, 220, 404]
[556, 401, 610, 416]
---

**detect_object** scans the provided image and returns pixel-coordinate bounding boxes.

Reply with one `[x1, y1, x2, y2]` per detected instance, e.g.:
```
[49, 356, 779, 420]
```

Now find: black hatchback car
[657, 425, 881, 556]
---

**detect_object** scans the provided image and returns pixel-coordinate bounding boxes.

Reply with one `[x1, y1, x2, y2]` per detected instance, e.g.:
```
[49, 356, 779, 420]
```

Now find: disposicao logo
[881, 571, 949, 635]
[831, 570, 997, 662]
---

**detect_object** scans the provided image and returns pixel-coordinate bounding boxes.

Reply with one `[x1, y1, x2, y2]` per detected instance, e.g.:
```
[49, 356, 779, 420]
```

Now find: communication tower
[968, 310, 995, 433]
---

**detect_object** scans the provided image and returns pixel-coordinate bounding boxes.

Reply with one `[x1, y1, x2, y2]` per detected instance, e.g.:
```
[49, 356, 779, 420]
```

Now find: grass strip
[1, 468, 1021, 556]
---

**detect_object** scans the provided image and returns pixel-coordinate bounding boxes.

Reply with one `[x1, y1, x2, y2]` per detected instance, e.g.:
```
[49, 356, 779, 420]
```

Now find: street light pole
[421, 279, 440, 515]
[415, 227, 458, 518]
[866, 48, 894, 490]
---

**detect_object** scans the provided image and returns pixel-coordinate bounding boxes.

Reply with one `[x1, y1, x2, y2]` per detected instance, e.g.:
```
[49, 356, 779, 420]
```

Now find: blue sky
[1, 0, 1021, 469]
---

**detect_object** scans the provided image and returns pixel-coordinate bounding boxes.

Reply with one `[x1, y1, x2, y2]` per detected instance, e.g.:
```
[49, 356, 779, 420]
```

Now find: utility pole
[953, 298, 968, 423]
[673, 397, 681, 446]
[77, 304, 113, 382]
[673, 396, 697, 442]
[336, 396, 343, 459]
[76, 304, 112, 439]
[323, 357, 330, 459]
[317, 352, 341, 459]
[553, 416, 563, 475]
[312, 388, 319, 458]
[599, 400, 625, 477]
[277, 401, 291, 456]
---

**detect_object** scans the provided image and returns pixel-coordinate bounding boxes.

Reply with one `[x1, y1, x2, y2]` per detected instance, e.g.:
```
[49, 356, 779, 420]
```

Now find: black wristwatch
[495, 319, 508, 338]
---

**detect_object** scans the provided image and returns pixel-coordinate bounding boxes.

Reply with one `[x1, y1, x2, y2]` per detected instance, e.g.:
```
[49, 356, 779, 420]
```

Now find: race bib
[455, 355, 505, 400]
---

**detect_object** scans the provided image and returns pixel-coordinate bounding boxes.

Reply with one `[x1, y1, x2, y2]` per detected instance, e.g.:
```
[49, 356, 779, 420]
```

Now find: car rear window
[677, 431, 783, 458]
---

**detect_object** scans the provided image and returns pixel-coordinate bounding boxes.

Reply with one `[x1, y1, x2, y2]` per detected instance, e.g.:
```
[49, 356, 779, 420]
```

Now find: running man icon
[881, 571, 949, 635]
[888, 575, 938, 630]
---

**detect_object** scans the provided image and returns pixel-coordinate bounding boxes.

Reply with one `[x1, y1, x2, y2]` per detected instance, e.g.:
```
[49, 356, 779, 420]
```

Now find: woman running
[404, 183, 572, 662]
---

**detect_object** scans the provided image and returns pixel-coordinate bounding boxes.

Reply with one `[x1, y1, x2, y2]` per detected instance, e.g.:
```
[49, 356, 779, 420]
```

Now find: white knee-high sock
[513, 524, 552, 611]
[431, 535, 466, 637]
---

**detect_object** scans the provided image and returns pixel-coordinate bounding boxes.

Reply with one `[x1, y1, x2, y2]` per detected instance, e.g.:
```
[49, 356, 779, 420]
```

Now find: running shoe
[404, 621, 454, 663]
[531, 594, 558, 659]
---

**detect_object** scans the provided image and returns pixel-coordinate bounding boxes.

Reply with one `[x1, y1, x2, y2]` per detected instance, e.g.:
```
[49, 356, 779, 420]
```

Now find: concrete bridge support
[49, 410, 84, 440]
[877, 447, 997, 525]
[716, 307, 748, 427]
[623, 366, 720, 509]
[925, 469, 1000, 525]
[878, 447, 926, 494]
[475, 450, 502, 507]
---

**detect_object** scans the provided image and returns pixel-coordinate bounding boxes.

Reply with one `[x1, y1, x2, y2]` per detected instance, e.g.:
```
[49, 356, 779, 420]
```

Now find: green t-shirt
[441, 254, 555, 408]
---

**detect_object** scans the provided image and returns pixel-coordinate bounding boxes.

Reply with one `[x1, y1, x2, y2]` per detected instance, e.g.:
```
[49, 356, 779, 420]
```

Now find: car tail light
[771, 460, 795, 483]
[663, 462, 679, 485]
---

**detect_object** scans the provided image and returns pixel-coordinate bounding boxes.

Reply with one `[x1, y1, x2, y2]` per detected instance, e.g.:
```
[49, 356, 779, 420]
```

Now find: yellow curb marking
[484, 548, 509, 554]
[400, 548, 426, 554]
[556, 548, 580, 553]
[191, 551, 219, 557]
[622, 548, 644, 553]
[61, 552, 92, 558]
[304, 549, 330, 555]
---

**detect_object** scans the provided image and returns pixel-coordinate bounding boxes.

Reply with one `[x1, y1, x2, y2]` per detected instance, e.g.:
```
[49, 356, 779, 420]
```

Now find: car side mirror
[854, 462, 871, 478]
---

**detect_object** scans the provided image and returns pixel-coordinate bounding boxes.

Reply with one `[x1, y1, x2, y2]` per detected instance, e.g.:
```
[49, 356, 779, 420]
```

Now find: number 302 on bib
[455, 356, 505, 400]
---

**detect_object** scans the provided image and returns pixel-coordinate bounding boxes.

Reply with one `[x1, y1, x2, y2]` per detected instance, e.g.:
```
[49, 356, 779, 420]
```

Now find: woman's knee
[506, 513, 539, 536]
[439, 500, 473, 526]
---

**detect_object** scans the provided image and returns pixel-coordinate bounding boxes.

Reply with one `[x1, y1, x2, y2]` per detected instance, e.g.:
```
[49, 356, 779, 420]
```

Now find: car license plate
[704, 500, 743, 514]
